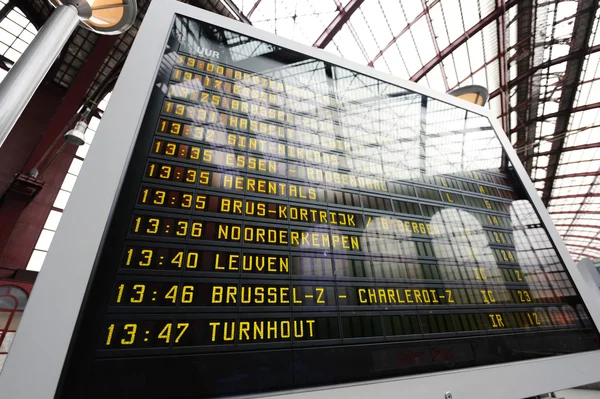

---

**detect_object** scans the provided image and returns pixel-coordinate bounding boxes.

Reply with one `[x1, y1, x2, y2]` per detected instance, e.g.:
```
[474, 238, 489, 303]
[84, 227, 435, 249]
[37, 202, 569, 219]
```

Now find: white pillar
[0, 5, 79, 148]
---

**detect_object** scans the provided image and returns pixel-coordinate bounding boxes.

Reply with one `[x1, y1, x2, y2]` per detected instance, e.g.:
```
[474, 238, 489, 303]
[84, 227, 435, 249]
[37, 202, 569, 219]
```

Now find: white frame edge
[1, 1, 599, 398]
[0, 0, 174, 396]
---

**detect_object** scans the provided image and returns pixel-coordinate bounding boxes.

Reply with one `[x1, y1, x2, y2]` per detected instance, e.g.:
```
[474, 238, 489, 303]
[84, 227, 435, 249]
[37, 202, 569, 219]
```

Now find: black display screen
[58, 14, 599, 398]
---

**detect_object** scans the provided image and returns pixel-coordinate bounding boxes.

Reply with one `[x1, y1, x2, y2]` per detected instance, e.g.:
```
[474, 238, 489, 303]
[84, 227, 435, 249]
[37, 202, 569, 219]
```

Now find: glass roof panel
[471, 67, 488, 89]
[411, 16, 436, 63]
[460, 0, 480, 28]
[393, 28, 423, 75]
[382, 1, 408, 39]
[580, 78, 600, 104]
[480, 0, 495, 16]
[426, 64, 446, 90]
[467, 31, 485, 71]
[325, 22, 369, 65]
[430, 2, 449, 49]
[372, 52, 392, 75]
[451, 42, 471, 82]
[489, 94, 501, 117]
[442, 57, 459, 88]
[350, 9, 381, 60]
[441, 0, 464, 43]
[207, 0, 600, 263]
[376, 45, 410, 79]
[589, 8, 600, 46]
[401, 0, 423, 21]
[356, 2, 392, 51]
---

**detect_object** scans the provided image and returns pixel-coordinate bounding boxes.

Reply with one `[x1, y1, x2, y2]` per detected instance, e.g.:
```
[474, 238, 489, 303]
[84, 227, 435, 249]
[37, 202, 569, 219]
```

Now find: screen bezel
[1, 1, 600, 398]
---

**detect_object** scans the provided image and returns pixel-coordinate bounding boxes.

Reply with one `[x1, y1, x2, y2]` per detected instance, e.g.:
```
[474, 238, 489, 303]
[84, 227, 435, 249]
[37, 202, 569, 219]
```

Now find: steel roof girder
[541, 0, 599, 206]
[313, 0, 365, 49]
[409, 0, 518, 82]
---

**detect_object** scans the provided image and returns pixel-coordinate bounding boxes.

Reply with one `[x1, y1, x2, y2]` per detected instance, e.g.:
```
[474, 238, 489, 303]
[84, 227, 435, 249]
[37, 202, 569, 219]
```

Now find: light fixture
[64, 121, 87, 146]
[447, 85, 489, 106]
[0, 0, 137, 148]
[48, 0, 137, 34]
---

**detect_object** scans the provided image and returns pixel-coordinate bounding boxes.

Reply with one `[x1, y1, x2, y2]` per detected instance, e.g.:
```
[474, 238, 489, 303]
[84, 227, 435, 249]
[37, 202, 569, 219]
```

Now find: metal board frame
[1, 0, 600, 397]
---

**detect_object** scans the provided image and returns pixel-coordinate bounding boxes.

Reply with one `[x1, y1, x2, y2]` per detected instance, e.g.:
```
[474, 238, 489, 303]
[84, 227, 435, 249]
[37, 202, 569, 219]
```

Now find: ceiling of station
[229, 0, 600, 262]
[17, 0, 600, 262]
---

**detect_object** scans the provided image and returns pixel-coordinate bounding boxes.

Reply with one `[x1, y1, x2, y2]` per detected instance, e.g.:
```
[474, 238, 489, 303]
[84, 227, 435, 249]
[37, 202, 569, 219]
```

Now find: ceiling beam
[409, 0, 518, 82]
[542, 181, 600, 192]
[561, 243, 600, 253]
[489, 43, 600, 99]
[421, 0, 448, 91]
[12, 0, 45, 29]
[497, 0, 509, 133]
[21, 34, 119, 175]
[313, 0, 365, 49]
[449, 55, 500, 90]
[567, 250, 600, 259]
[509, 101, 600, 133]
[217, 0, 252, 23]
[534, 170, 600, 182]
[513, 0, 535, 174]
[549, 210, 600, 215]
[561, 234, 600, 241]
[549, 193, 600, 200]
[247, 0, 262, 17]
[530, 141, 600, 158]
[541, 0, 599, 207]
[368, 0, 441, 67]
[556, 224, 600, 229]
[0, 1, 14, 24]
[559, 173, 600, 239]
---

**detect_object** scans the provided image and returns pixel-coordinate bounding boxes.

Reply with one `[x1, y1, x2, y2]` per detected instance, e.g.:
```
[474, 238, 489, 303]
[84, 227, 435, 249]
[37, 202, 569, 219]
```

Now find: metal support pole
[0, 5, 79, 148]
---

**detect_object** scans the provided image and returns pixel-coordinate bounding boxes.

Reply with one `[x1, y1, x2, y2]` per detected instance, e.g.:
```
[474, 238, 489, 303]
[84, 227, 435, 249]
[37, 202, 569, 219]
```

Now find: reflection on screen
[59, 14, 599, 399]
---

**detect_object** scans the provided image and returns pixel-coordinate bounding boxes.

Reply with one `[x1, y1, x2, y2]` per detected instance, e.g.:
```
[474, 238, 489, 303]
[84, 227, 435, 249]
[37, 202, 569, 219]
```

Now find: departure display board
[58, 14, 599, 398]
